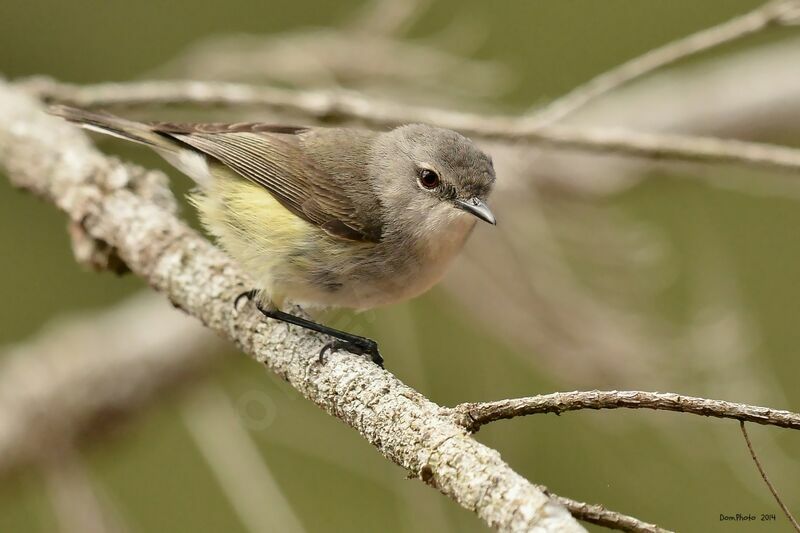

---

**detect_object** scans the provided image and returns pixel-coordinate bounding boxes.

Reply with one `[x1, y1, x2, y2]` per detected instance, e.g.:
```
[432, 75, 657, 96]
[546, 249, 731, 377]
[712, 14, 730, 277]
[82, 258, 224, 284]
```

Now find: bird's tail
[50, 105, 216, 187]
[48, 105, 176, 152]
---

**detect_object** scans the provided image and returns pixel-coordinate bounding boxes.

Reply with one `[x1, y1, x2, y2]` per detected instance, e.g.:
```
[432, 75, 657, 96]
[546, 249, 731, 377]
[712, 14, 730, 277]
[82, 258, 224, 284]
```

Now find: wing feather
[155, 124, 382, 243]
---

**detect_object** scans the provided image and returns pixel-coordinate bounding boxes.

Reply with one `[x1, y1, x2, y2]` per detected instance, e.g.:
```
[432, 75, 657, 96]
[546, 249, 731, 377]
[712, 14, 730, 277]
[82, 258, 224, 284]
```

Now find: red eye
[418, 168, 440, 189]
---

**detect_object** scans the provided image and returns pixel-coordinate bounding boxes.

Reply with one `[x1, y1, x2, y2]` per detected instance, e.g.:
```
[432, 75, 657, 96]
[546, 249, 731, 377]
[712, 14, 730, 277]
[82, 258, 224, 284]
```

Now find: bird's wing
[154, 123, 382, 243]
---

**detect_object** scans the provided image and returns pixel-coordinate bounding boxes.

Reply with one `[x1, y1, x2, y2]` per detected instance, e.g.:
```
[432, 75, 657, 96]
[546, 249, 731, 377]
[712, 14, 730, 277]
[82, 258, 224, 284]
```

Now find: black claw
[370, 349, 385, 368]
[235, 288, 384, 368]
[318, 339, 384, 368]
[319, 342, 336, 364]
[234, 289, 259, 310]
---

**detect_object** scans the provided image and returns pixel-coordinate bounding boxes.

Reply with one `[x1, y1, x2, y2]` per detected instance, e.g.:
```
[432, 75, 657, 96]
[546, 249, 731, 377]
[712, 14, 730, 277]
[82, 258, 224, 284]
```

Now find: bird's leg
[235, 290, 384, 368]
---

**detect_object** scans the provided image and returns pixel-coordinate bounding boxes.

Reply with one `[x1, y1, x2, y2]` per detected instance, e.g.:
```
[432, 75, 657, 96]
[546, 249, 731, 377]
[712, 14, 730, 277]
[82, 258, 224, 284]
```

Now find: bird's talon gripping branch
[319, 342, 335, 363]
[234, 289, 259, 311]
[319, 339, 384, 368]
[235, 290, 385, 368]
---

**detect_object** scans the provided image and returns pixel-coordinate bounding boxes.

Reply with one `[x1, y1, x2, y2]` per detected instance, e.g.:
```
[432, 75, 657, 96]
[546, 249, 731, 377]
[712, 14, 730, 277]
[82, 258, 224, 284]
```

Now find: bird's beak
[454, 198, 496, 225]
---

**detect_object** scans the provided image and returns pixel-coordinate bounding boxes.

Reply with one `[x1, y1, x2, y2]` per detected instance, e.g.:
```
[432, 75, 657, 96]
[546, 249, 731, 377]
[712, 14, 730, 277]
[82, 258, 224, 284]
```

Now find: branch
[0, 289, 664, 533]
[530, 0, 800, 125]
[518, 35, 800, 197]
[536, 486, 672, 533]
[452, 391, 800, 433]
[19, 77, 800, 175]
[0, 80, 583, 532]
[0, 277, 671, 533]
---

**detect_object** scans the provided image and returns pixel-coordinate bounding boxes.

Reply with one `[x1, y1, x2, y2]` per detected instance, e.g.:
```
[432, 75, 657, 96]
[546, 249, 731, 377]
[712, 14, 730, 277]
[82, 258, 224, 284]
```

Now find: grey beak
[455, 198, 496, 225]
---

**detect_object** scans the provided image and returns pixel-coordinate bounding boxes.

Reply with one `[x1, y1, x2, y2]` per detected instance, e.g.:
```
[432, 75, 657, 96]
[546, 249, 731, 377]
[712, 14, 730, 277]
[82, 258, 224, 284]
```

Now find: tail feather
[48, 105, 175, 150]
[49, 105, 214, 187]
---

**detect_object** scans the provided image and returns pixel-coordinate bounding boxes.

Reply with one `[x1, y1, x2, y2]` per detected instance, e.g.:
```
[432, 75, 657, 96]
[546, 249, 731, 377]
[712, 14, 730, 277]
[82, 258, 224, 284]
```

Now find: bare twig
[495, 126, 800, 175]
[739, 422, 800, 531]
[19, 78, 800, 175]
[538, 487, 672, 533]
[452, 391, 800, 433]
[530, 0, 800, 125]
[0, 79, 584, 532]
[519, 35, 800, 198]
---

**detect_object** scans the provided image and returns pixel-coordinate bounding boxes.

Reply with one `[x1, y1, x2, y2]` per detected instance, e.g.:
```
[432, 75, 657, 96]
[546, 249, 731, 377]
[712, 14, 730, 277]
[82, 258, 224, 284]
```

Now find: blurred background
[1, 0, 799, 531]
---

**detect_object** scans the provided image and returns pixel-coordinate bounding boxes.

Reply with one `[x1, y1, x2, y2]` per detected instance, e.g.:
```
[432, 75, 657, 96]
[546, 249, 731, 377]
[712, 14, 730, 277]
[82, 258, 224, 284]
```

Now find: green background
[1, 1, 798, 532]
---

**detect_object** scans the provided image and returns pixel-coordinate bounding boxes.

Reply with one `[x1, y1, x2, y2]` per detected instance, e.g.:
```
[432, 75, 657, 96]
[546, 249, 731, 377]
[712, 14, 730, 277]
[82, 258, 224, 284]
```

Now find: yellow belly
[193, 169, 473, 311]
[193, 172, 361, 309]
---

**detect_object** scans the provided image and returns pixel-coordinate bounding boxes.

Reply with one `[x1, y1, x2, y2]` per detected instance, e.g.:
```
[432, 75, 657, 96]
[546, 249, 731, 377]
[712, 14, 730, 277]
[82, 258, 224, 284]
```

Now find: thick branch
[0, 293, 663, 533]
[19, 78, 800, 175]
[0, 80, 582, 531]
[453, 390, 800, 433]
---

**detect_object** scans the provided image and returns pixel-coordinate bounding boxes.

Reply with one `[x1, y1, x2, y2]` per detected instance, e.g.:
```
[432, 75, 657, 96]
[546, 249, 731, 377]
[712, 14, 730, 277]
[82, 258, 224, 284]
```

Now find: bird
[50, 105, 497, 367]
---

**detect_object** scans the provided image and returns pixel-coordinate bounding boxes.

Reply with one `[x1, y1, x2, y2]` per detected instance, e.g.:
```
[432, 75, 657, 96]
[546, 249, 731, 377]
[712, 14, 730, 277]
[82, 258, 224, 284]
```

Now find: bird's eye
[418, 168, 440, 189]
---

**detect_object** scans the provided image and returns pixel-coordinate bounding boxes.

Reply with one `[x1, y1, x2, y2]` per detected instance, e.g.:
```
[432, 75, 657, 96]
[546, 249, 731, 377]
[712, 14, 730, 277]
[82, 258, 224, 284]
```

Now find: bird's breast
[356, 214, 476, 308]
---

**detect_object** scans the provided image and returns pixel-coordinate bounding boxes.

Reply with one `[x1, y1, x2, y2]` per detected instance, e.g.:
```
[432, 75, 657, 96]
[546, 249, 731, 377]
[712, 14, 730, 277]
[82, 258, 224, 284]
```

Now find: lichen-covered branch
[0, 287, 662, 533]
[0, 80, 583, 532]
[19, 77, 800, 175]
[453, 390, 800, 433]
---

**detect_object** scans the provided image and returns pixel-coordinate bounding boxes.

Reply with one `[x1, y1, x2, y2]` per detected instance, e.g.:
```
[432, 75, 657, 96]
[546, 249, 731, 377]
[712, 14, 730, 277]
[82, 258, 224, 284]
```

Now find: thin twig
[739, 422, 800, 532]
[538, 486, 673, 533]
[530, 0, 800, 125]
[18, 78, 800, 175]
[452, 390, 800, 433]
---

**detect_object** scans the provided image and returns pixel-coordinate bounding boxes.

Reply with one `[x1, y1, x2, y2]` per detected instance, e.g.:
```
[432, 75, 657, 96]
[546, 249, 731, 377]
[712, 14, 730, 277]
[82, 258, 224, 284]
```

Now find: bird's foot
[235, 289, 384, 368]
[320, 337, 384, 368]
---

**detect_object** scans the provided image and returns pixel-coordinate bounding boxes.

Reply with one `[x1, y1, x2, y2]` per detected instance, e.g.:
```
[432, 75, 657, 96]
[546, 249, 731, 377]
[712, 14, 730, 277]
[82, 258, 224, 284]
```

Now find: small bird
[50, 105, 496, 366]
